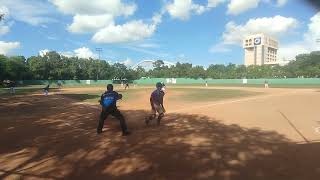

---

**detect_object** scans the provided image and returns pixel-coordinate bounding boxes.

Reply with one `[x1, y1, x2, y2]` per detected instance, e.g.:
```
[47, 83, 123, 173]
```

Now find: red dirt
[1, 87, 320, 180]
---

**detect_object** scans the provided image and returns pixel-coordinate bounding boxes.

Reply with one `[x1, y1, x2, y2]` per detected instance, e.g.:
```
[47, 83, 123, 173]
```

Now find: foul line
[169, 91, 299, 113]
[278, 110, 309, 143]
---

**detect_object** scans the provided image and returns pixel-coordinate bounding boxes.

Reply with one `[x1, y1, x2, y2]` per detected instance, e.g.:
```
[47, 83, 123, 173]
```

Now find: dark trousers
[97, 107, 128, 133]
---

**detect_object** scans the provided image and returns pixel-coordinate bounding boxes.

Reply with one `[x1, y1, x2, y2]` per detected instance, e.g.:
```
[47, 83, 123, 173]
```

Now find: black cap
[156, 82, 163, 88]
[107, 84, 113, 91]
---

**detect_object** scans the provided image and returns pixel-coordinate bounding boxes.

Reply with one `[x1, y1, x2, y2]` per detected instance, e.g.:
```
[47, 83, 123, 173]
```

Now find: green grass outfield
[1, 83, 319, 100]
[61, 88, 145, 103]
[59, 87, 261, 104]
[0, 86, 58, 96]
[170, 88, 261, 102]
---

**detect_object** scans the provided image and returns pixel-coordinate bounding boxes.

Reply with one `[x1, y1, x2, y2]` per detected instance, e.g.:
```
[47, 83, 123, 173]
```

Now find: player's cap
[156, 82, 163, 88]
[107, 84, 113, 91]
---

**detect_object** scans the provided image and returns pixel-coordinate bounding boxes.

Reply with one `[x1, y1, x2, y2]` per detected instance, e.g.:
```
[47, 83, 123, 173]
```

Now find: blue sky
[0, 0, 319, 67]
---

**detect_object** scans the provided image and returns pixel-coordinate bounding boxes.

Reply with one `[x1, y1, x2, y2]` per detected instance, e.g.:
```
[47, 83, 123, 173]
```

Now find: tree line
[0, 51, 320, 83]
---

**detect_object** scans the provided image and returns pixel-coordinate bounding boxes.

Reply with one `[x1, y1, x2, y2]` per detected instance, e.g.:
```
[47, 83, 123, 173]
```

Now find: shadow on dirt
[61, 94, 100, 102]
[0, 94, 320, 180]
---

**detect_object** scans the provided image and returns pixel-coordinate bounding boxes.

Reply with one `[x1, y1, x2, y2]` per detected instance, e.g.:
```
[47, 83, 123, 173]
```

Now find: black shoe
[122, 131, 131, 136]
[97, 130, 102, 134]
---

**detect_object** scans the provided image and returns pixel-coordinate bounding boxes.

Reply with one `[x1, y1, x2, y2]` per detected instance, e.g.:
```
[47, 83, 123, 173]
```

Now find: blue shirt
[100, 91, 121, 108]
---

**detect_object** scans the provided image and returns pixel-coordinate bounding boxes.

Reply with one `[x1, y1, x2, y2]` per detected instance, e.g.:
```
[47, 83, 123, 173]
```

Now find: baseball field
[1, 84, 320, 180]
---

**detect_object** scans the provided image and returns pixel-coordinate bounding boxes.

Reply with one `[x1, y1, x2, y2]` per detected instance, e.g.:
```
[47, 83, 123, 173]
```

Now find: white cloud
[208, 0, 227, 8]
[0, 0, 56, 26]
[166, 0, 286, 20]
[0, 25, 10, 35]
[304, 12, 320, 44]
[122, 58, 133, 66]
[50, 0, 163, 43]
[210, 15, 298, 55]
[279, 12, 320, 61]
[137, 43, 160, 48]
[276, 0, 288, 7]
[39, 49, 50, 57]
[92, 14, 161, 44]
[59, 51, 74, 58]
[166, 0, 208, 20]
[0, 6, 9, 15]
[0, 6, 10, 35]
[227, 0, 260, 15]
[0, 41, 20, 55]
[50, 0, 136, 17]
[222, 15, 298, 45]
[39, 48, 98, 59]
[209, 43, 232, 53]
[74, 47, 98, 59]
[68, 14, 114, 34]
[226, 0, 288, 15]
[278, 44, 308, 61]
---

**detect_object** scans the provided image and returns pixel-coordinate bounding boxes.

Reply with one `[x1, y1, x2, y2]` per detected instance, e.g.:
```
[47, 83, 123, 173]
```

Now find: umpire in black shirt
[97, 84, 130, 136]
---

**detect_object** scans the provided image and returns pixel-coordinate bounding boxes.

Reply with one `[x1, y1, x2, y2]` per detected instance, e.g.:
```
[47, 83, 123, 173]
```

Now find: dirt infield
[1, 86, 320, 179]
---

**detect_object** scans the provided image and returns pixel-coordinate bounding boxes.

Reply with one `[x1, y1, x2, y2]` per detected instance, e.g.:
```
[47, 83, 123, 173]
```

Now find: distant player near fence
[43, 84, 50, 96]
[125, 82, 129, 90]
[264, 80, 269, 88]
[9, 80, 16, 94]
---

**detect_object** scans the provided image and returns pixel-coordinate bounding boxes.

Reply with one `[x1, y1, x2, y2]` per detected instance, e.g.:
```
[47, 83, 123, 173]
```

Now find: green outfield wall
[19, 78, 320, 86]
[19, 80, 113, 86]
[134, 78, 320, 85]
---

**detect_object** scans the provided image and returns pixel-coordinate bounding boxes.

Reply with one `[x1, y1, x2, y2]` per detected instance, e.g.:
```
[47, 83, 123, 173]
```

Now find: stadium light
[95, 48, 103, 60]
[95, 48, 103, 80]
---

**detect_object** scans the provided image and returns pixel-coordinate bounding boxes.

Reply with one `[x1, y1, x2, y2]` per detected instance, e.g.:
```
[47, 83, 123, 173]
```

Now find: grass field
[1, 85, 320, 179]
[59, 87, 261, 104]
[1, 82, 320, 97]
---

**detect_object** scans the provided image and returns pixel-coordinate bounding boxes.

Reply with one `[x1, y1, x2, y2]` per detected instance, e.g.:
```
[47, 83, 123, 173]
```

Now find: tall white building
[243, 34, 279, 66]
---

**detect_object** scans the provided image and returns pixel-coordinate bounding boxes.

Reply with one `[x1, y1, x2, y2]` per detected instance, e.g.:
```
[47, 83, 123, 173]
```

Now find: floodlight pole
[95, 48, 103, 80]
[95, 48, 102, 60]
